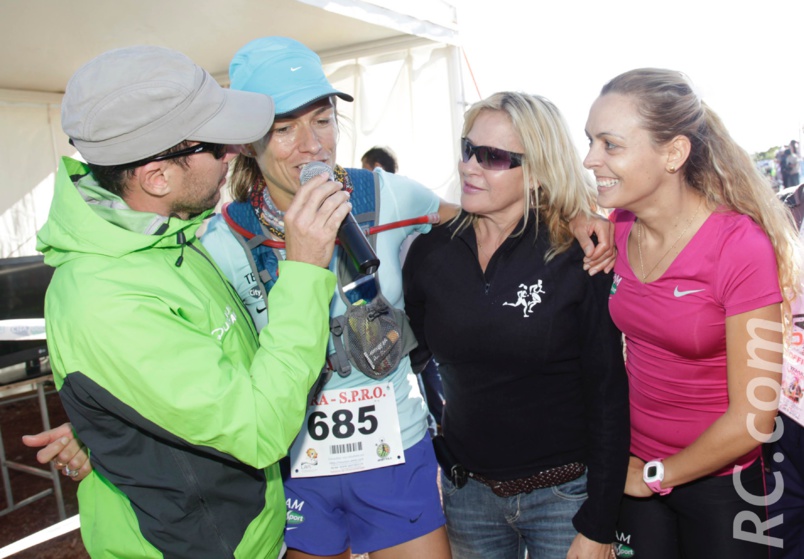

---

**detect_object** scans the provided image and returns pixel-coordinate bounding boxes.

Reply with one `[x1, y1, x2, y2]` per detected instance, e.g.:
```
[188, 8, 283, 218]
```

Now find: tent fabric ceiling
[0, 0, 464, 258]
[0, 0, 433, 94]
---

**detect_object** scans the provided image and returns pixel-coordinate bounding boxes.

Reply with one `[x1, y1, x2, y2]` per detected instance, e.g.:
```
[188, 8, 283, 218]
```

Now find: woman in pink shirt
[583, 68, 800, 559]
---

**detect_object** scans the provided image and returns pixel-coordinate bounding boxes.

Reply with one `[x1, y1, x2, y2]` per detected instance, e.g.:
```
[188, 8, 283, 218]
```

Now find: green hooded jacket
[37, 157, 335, 558]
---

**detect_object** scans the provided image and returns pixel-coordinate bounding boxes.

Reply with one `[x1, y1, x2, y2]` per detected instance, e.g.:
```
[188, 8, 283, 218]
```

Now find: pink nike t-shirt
[608, 209, 782, 474]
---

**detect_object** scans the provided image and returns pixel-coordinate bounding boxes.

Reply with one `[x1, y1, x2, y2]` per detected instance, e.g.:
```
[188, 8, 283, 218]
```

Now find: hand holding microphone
[299, 162, 380, 275]
[281, 164, 353, 268]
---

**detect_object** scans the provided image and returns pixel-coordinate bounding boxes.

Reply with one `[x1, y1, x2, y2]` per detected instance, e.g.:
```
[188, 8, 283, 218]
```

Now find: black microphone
[299, 162, 380, 275]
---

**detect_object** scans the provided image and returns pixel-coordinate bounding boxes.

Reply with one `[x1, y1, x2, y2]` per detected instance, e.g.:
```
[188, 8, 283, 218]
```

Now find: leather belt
[469, 462, 586, 497]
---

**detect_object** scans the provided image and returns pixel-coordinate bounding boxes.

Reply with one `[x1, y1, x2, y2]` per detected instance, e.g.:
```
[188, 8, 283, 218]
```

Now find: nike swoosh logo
[286, 527, 299, 531]
[674, 287, 705, 297]
[256, 306, 267, 314]
[290, 66, 302, 72]
[409, 512, 423, 523]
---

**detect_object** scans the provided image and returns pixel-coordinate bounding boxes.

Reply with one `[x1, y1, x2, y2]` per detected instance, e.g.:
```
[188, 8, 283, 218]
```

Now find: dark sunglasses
[460, 137, 523, 171]
[119, 142, 228, 169]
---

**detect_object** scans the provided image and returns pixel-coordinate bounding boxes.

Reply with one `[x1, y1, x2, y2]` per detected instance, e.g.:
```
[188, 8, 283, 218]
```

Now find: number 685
[307, 405, 378, 441]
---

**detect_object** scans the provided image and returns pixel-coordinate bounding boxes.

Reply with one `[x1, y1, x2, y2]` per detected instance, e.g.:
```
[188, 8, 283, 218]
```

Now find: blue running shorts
[283, 435, 445, 555]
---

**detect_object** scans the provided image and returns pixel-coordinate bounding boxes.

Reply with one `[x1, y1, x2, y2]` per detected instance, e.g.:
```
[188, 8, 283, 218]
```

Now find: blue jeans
[442, 470, 587, 559]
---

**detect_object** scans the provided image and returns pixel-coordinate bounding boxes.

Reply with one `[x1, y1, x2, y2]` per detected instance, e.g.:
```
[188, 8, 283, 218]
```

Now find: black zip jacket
[402, 211, 630, 543]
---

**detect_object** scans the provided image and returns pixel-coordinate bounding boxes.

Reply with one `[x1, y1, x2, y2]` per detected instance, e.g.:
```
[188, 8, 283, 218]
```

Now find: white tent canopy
[0, 0, 465, 257]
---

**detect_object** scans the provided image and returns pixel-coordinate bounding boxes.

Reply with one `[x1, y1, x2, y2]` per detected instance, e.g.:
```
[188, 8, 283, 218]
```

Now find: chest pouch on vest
[329, 250, 418, 380]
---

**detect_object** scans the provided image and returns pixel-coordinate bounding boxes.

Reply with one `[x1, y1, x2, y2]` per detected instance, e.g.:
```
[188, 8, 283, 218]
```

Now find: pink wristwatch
[643, 459, 673, 495]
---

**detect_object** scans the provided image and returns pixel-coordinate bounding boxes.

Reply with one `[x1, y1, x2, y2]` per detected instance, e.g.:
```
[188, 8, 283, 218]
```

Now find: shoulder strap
[345, 167, 379, 233]
[221, 202, 280, 296]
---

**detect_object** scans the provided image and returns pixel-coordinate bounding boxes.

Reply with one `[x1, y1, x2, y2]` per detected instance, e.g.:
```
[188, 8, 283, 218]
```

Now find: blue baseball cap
[229, 37, 353, 116]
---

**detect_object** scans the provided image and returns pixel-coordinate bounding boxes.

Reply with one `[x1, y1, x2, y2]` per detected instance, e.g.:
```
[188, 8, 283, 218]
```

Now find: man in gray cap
[35, 45, 351, 559]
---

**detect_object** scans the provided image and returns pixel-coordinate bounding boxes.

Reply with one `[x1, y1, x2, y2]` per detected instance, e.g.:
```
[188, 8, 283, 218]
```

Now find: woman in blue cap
[206, 35, 457, 559]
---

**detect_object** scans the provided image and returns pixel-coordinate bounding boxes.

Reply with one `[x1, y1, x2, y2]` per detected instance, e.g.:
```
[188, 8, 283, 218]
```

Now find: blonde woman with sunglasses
[404, 92, 630, 559]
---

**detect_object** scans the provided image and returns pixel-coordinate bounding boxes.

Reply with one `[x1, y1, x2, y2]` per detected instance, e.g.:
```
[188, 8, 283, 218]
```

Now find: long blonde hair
[600, 68, 801, 320]
[457, 92, 597, 259]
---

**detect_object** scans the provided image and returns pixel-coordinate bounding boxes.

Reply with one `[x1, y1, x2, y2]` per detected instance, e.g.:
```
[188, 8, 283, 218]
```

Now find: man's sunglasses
[461, 137, 523, 171]
[119, 142, 228, 169]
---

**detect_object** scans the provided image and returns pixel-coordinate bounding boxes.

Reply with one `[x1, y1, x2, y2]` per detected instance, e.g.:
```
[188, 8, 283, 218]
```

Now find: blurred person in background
[362, 146, 398, 174]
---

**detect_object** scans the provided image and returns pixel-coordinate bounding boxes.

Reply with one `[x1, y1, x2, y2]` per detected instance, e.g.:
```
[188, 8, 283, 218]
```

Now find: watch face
[646, 465, 658, 478]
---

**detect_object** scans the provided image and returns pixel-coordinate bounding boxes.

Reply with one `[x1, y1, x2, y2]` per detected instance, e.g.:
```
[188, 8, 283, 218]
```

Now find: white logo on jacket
[211, 305, 237, 340]
[503, 281, 545, 317]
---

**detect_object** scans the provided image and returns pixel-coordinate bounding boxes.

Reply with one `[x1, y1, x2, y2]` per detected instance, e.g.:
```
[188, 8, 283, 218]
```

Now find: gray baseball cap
[62, 45, 275, 166]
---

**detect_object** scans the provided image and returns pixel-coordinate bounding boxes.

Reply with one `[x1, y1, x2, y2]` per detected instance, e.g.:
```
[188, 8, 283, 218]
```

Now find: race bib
[289, 383, 405, 477]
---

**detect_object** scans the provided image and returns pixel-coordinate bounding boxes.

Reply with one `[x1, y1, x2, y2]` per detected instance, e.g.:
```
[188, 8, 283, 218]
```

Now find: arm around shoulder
[574, 270, 630, 543]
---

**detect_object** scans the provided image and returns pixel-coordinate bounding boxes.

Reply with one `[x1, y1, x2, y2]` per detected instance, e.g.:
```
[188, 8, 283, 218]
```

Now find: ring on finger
[63, 466, 79, 478]
[53, 460, 67, 470]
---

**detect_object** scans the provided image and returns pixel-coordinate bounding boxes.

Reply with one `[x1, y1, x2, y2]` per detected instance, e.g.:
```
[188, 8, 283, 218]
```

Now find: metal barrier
[0, 374, 66, 521]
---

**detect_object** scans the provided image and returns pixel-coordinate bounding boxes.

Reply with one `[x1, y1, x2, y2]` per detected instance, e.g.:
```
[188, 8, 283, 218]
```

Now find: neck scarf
[249, 165, 353, 240]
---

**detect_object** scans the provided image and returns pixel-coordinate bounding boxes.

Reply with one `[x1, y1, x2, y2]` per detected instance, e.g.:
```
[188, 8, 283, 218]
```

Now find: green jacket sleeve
[48, 259, 334, 469]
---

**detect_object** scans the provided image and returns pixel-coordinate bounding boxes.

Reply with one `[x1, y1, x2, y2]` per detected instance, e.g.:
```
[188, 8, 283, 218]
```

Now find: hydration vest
[222, 167, 418, 391]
